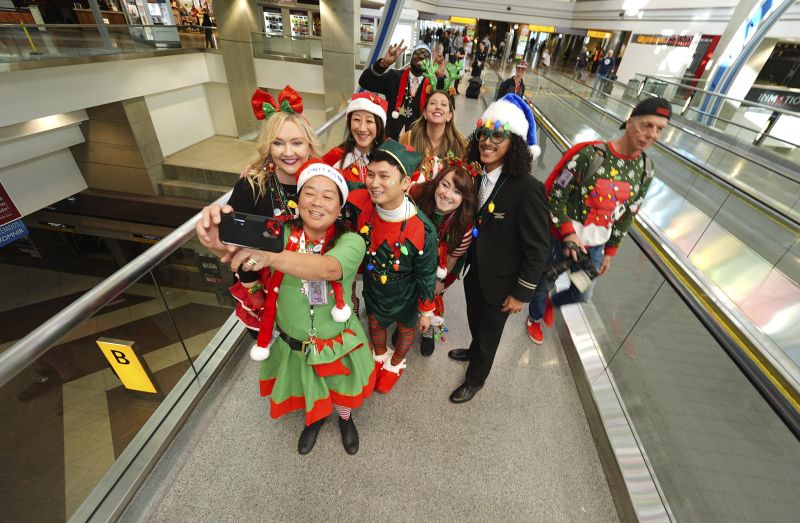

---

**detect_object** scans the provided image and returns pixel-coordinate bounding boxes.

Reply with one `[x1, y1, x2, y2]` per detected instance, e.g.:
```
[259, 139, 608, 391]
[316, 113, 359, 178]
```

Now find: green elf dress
[255, 226, 375, 426]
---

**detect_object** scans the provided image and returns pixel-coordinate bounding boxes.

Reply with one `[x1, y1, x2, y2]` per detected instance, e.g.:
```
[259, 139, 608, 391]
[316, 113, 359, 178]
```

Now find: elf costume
[345, 140, 438, 393]
[240, 161, 376, 427]
[322, 92, 388, 184]
[408, 157, 481, 353]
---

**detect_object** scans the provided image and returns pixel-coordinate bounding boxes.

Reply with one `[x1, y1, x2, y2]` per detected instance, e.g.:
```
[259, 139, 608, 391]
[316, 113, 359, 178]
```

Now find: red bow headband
[251, 85, 304, 121]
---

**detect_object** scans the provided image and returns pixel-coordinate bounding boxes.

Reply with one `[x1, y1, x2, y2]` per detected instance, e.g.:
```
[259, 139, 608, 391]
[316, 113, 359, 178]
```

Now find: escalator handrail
[526, 69, 800, 229]
[633, 73, 800, 120]
[536, 69, 800, 184]
[529, 101, 800, 435]
[0, 109, 346, 389]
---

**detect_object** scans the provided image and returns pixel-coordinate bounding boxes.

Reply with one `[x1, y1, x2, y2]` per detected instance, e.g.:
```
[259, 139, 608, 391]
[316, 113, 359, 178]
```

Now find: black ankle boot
[338, 416, 359, 455]
[298, 417, 325, 454]
[420, 335, 434, 356]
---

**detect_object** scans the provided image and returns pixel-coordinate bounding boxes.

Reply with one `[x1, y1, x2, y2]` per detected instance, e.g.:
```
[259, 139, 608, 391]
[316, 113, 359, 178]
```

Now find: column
[213, 0, 261, 138]
[320, 0, 358, 119]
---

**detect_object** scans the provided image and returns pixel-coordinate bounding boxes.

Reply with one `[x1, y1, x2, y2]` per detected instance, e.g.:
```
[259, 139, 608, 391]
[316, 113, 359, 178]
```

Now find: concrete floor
[122, 278, 619, 522]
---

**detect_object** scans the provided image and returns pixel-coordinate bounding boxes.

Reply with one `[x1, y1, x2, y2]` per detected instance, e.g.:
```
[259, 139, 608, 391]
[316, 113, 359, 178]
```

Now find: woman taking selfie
[198, 86, 319, 328]
[197, 161, 374, 455]
[409, 157, 479, 354]
[322, 91, 388, 183]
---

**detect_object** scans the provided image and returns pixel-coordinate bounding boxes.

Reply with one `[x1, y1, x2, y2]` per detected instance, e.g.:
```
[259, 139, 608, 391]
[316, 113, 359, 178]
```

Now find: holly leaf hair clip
[443, 154, 482, 179]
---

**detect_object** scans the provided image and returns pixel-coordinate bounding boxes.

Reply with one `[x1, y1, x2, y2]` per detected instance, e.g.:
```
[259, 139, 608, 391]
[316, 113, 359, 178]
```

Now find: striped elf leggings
[368, 314, 416, 366]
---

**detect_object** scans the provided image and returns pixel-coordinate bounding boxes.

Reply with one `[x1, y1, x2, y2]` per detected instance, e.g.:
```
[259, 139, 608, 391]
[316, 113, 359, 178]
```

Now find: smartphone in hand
[219, 212, 285, 252]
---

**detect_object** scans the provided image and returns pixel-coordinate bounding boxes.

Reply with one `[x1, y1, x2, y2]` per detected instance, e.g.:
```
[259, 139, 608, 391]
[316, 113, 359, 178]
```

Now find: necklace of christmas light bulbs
[358, 207, 424, 285]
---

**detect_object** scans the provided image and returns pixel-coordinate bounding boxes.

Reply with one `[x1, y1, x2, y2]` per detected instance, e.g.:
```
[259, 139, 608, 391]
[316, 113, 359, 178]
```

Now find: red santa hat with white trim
[347, 91, 388, 126]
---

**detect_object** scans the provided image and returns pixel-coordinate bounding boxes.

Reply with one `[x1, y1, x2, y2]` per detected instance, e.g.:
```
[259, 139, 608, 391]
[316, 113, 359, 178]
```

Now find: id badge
[307, 281, 328, 305]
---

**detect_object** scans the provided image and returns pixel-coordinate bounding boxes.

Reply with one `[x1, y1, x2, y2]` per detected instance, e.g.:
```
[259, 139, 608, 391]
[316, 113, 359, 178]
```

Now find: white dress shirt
[479, 165, 503, 207]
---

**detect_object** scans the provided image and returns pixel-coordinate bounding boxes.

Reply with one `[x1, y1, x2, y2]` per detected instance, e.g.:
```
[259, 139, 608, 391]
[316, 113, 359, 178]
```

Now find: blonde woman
[399, 90, 467, 183]
[198, 85, 320, 329]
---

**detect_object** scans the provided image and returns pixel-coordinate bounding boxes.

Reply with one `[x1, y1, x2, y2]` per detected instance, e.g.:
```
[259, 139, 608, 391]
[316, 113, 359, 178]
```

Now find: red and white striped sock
[334, 404, 351, 420]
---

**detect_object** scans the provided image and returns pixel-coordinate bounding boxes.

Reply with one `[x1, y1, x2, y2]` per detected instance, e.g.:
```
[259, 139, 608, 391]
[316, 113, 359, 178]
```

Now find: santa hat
[295, 159, 349, 207]
[478, 93, 541, 159]
[413, 43, 432, 56]
[347, 91, 388, 126]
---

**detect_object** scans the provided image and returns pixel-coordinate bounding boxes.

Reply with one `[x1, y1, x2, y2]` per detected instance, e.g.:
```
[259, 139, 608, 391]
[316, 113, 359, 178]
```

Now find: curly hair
[413, 165, 477, 252]
[466, 132, 532, 178]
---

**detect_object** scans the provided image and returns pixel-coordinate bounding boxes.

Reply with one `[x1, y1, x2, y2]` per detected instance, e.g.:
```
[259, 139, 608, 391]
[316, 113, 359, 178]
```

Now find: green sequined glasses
[473, 128, 509, 144]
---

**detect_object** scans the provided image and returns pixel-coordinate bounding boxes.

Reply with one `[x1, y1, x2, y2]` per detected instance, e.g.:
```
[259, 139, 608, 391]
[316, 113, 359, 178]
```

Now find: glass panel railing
[0, 109, 345, 521]
[534, 104, 800, 522]
[1, 264, 217, 521]
[251, 32, 322, 61]
[0, 24, 216, 65]
[522, 70, 800, 383]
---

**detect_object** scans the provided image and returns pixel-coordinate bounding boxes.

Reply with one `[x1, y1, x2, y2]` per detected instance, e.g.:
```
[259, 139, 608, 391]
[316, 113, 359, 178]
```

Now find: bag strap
[575, 145, 606, 186]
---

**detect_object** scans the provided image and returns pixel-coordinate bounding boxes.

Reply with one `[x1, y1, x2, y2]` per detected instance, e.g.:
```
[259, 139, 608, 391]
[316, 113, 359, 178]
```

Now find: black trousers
[463, 267, 510, 387]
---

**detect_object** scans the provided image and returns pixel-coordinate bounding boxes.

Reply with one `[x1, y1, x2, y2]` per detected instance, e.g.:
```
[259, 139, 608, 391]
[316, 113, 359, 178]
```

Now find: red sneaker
[543, 295, 554, 328]
[527, 318, 544, 345]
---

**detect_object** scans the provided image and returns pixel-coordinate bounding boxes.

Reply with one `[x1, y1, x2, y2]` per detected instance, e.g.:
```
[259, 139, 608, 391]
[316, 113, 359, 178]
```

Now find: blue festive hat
[479, 93, 541, 159]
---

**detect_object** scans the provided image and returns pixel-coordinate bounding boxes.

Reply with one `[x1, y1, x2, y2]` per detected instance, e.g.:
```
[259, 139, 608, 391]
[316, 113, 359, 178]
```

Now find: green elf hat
[375, 139, 422, 178]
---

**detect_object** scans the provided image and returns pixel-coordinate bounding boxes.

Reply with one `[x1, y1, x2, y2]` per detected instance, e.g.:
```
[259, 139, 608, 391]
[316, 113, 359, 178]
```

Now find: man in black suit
[448, 94, 550, 403]
[359, 41, 444, 139]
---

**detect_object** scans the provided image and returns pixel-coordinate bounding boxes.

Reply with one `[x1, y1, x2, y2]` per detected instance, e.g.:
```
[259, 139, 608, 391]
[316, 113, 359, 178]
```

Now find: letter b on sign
[97, 338, 158, 393]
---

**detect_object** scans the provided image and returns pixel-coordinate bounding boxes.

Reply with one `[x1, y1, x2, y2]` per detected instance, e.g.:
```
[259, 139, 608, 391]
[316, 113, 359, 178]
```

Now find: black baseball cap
[619, 96, 672, 129]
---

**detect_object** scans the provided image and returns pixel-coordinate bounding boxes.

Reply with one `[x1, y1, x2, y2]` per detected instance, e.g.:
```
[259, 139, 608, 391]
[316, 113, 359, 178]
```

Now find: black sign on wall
[745, 86, 800, 112]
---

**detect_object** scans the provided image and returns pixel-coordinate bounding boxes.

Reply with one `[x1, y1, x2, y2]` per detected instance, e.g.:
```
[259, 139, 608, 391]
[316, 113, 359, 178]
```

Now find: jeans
[591, 73, 608, 95]
[528, 236, 605, 321]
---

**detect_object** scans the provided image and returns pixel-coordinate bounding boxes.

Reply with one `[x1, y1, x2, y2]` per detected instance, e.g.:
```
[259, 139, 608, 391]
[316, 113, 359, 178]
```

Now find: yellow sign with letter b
[97, 338, 158, 393]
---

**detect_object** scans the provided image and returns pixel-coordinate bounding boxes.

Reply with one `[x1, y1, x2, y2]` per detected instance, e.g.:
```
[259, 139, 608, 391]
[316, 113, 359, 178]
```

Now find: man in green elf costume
[346, 139, 438, 393]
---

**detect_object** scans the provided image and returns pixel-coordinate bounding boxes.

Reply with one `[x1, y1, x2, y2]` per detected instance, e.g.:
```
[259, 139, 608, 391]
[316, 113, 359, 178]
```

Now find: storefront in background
[261, 2, 322, 38]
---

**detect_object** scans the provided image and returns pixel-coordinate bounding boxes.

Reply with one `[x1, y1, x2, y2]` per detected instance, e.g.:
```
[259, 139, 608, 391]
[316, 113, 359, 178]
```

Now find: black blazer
[359, 61, 444, 139]
[469, 172, 549, 306]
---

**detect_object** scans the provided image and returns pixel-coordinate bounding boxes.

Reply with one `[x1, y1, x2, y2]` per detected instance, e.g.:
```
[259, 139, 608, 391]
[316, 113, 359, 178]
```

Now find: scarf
[394, 68, 430, 117]
[256, 224, 337, 348]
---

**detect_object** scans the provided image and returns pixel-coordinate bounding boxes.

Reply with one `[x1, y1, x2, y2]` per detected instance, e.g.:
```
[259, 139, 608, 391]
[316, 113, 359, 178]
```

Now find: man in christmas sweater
[527, 96, 671, 344]
[346, 139, 438, 393]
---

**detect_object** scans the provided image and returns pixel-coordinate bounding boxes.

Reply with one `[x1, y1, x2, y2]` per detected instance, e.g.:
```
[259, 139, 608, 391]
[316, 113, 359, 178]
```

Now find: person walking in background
[540, 46, 551, 74]
[591, 50, 615, 96]
[471, 41, 488, 78]
[496, 61, 527, 99]
[575, 48, 589, 82]
[201, 8, 215, 49]
[526, 97, 670, 344]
